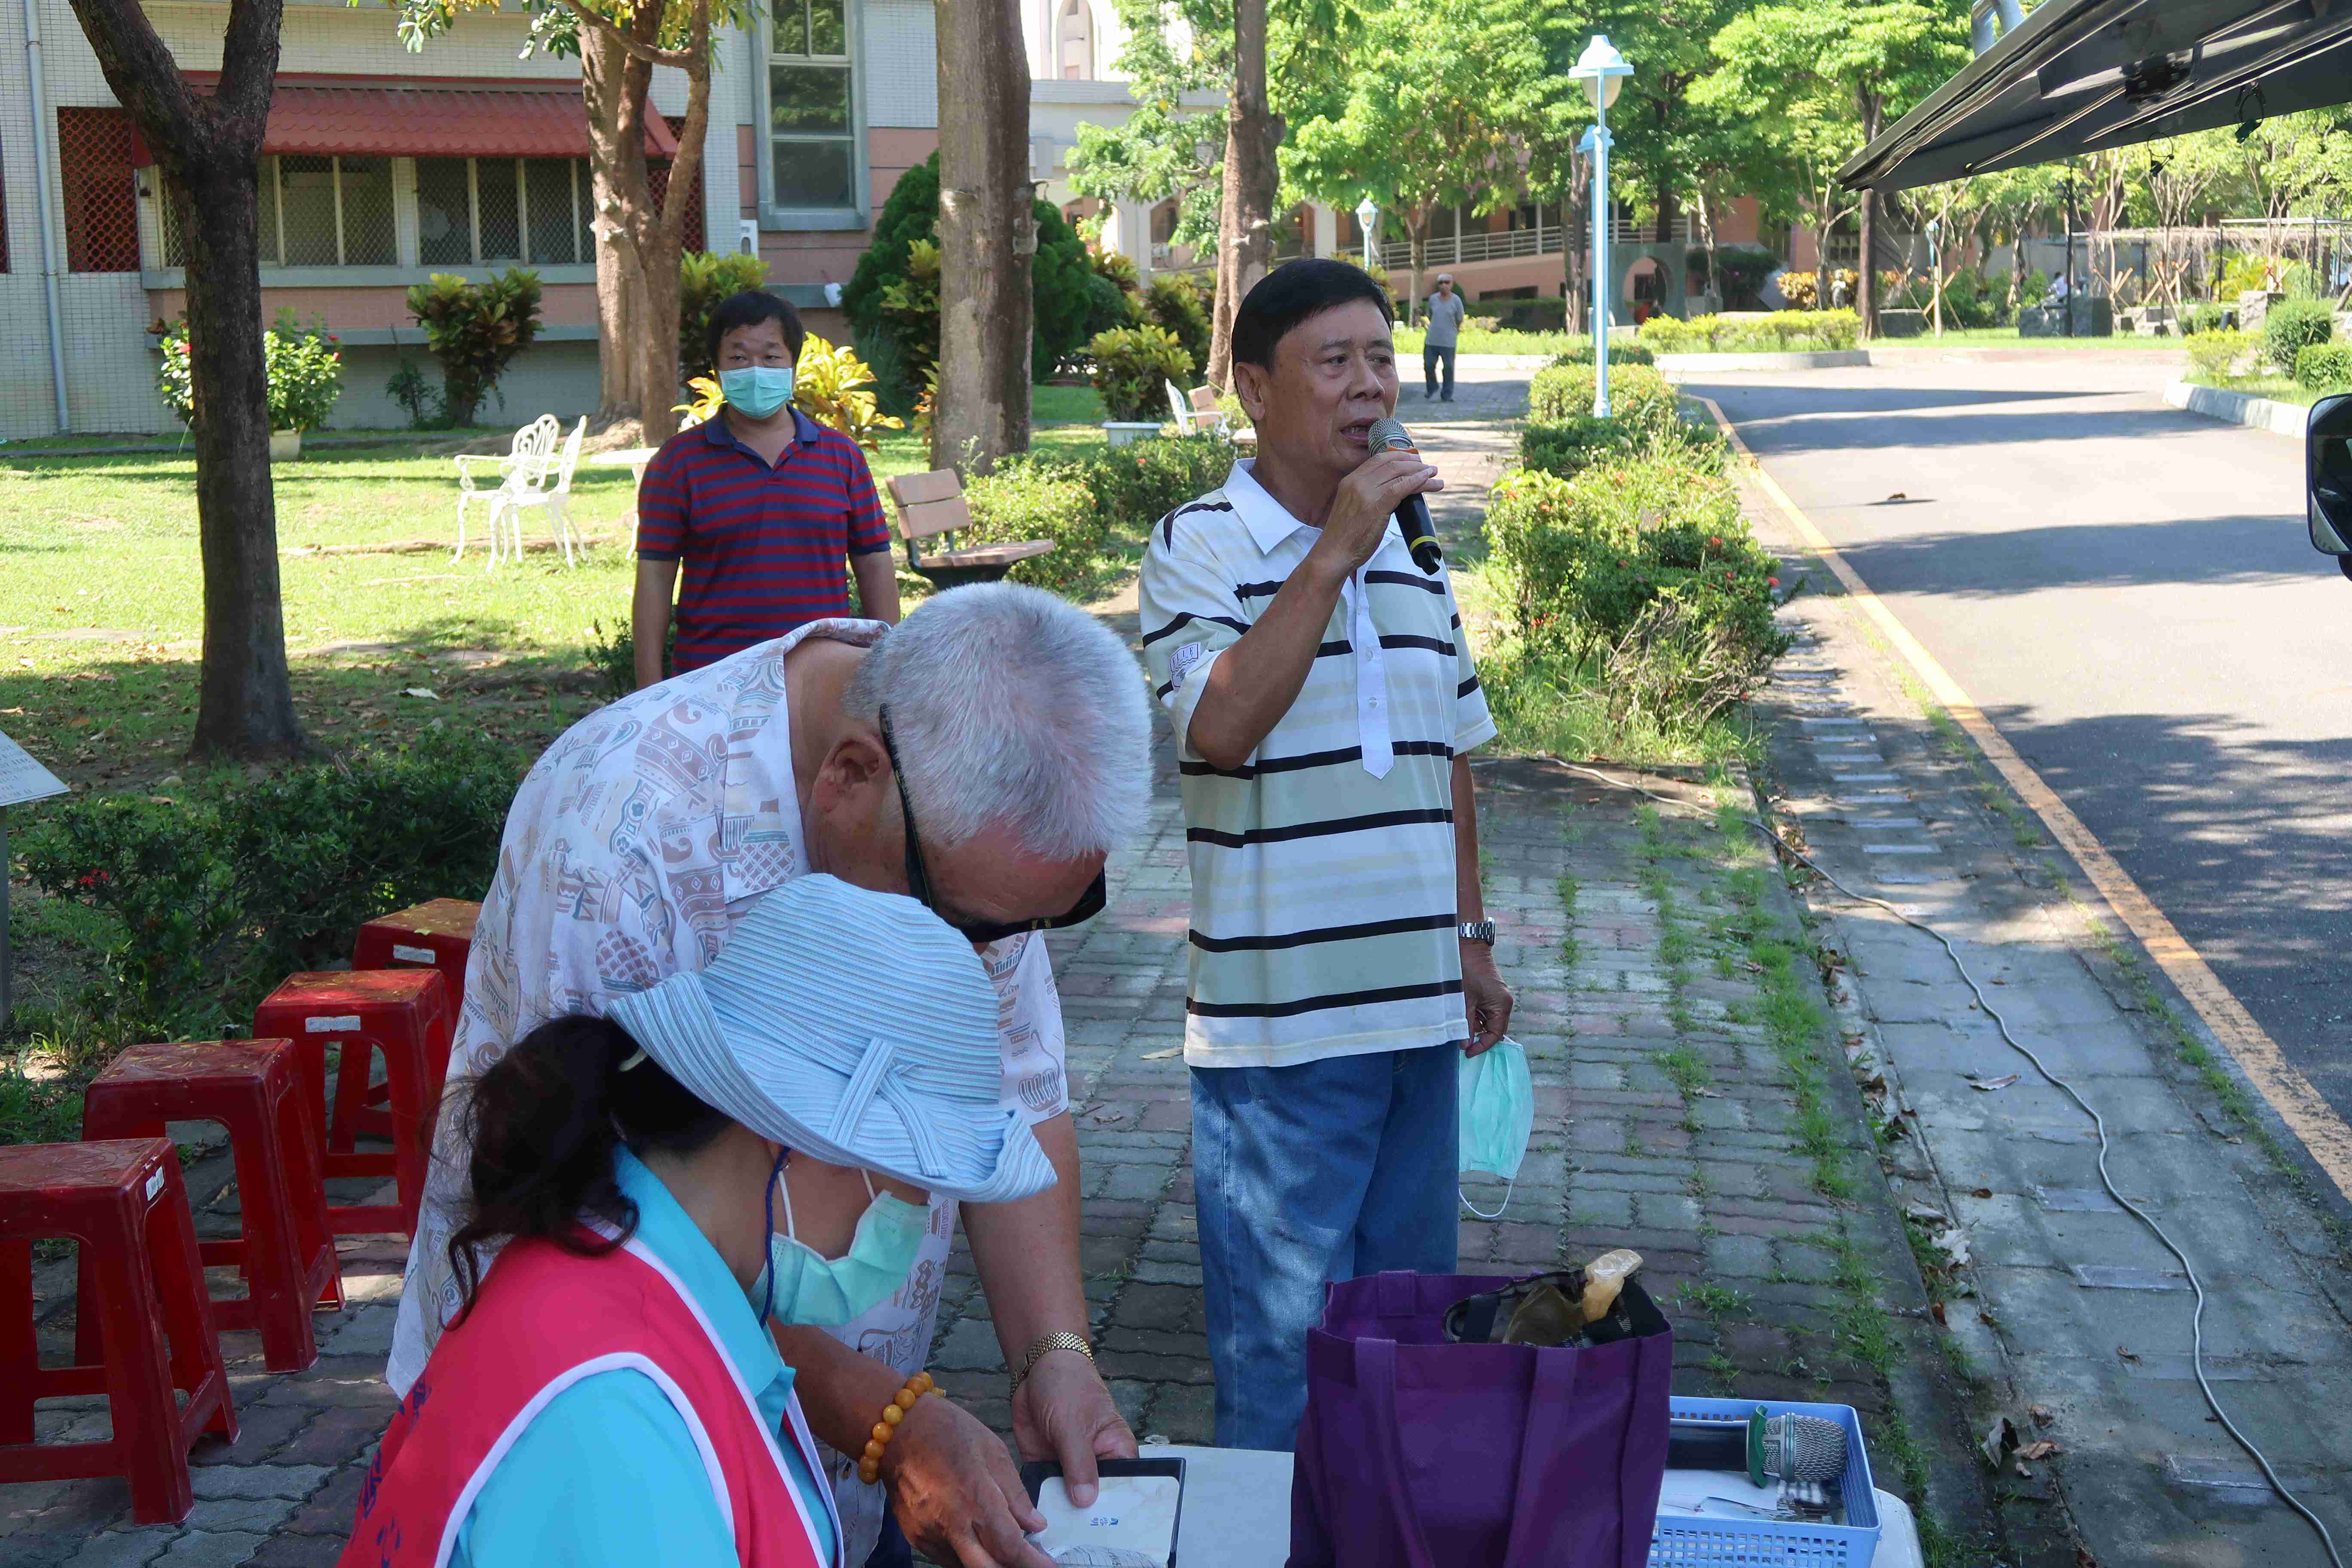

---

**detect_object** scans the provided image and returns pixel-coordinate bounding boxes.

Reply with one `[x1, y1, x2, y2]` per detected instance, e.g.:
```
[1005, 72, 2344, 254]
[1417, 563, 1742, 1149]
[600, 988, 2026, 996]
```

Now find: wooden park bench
[884, 469, 1056, 590]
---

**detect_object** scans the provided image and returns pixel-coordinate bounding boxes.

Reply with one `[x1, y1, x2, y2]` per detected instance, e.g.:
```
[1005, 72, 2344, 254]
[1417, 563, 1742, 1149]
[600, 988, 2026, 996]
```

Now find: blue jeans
[1423, 342, 1457, 399]
[1191, 1045, 1460, 1452]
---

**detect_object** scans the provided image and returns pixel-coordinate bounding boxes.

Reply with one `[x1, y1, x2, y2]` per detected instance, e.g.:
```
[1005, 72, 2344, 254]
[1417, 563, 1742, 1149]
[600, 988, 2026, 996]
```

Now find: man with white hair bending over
[386, 584, 1153, 1568]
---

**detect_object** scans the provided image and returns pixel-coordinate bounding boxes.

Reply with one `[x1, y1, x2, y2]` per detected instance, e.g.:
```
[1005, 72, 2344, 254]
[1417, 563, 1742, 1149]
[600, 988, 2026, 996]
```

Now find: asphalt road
[1688, 352, 2352, 1128]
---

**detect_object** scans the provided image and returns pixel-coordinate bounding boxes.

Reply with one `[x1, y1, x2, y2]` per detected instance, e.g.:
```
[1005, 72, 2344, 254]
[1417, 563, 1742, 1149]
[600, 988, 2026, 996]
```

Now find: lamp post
[1356, 195, 1380, 273]
[1570, 35, 1632, 417]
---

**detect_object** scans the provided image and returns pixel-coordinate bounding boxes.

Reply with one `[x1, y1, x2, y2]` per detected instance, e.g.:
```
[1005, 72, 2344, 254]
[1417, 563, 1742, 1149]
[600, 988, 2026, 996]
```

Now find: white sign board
[0, 731, 65, 810]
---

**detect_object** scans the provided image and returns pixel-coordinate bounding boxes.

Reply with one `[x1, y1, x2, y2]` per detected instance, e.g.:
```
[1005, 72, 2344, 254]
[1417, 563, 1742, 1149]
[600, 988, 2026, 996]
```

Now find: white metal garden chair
[491, 416, 589, 568]
[452, 414, 559, 566]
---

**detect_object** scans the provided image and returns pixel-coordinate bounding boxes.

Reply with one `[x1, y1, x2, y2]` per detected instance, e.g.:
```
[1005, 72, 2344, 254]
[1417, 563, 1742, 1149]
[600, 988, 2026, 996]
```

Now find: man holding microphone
[1138, 258, 1513, 1451]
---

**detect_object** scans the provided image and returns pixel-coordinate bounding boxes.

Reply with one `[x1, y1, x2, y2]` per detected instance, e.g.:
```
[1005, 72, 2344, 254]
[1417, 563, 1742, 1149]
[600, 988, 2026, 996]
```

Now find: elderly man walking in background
[387, 585, 1152, 1568]
[1138, 259, 1513, 1452]
[1421, 272, 1467, 401]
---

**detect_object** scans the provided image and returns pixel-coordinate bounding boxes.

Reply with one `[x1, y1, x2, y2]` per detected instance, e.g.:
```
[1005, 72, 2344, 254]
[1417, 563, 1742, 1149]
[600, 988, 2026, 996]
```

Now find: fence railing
[1377, 214, 1694, 271]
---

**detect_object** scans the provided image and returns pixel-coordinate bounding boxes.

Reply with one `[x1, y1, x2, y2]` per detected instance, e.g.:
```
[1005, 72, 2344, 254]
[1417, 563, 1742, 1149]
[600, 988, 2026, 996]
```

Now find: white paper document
[1027, 1475, 1182, 1567]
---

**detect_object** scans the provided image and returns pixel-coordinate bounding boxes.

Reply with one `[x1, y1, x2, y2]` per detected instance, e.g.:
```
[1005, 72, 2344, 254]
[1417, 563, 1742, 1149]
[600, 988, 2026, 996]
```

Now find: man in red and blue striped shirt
[633, 291, 900, 685]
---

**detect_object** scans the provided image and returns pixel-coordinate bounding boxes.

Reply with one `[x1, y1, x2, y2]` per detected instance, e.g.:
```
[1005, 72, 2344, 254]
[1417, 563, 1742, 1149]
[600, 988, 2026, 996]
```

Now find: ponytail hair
[445, 1013, 731, 1316]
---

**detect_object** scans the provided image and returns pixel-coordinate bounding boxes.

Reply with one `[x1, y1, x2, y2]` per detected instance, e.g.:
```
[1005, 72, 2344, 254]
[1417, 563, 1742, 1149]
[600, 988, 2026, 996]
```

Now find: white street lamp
[1355, 196, 1380, 273]
[1570, 34, 1632, 417]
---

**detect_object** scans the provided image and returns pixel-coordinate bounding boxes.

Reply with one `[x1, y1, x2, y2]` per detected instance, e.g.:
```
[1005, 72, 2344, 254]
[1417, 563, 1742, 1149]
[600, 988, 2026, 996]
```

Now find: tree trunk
[583, 33, 638, 422]
[1205, 0, 1278, 392]
[934, 0, 1034, 472]
[1406, 211, 1426, 331]
[64, 0, 303, 760]
[631, 0, 713, 447]
[1563, 190, 1586, 334]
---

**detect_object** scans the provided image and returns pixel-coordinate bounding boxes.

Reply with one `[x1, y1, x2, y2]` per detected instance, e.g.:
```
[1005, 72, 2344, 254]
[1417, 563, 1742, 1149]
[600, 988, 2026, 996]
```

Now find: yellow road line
[1695, 393, 2352, 1204]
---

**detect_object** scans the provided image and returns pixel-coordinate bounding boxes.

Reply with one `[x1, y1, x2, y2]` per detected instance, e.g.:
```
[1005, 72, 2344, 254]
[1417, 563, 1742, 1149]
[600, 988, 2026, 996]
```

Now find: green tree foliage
[1697, 0, 1965, 307]
[844, 153, 1102, 395]
[1285, 0, 1573, 316]
[1066, 0, 1361, 251]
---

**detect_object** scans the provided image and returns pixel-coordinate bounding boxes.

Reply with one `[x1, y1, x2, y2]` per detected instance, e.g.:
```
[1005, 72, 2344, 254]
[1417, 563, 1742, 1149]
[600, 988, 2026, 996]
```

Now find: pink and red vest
[341, 1233, 840, 1568]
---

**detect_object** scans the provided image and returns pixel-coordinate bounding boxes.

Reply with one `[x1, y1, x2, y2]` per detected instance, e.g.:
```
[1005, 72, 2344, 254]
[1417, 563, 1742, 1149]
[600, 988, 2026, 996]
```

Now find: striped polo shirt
[635, 409, 891, 671]
[1138, 460, 1497, 1069]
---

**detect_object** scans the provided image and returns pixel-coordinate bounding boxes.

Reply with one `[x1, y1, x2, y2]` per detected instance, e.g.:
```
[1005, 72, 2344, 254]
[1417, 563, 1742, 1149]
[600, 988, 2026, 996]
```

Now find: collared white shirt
[1139, 461, 1496, 1068]
[383, 619, 1068, 1566]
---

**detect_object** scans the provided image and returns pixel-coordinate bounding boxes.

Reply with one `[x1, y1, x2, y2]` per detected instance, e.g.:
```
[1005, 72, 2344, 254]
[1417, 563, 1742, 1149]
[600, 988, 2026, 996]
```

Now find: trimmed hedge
[1484, 450, 1788, 728]
[18, 730, 525, 1032]
[2265, 297, 2334, 374]
[1528, 361, 1683, 438]
[2297, 342, 2352, 391]
[1635, 310, 1860, 354]
[1548, 339, 1657, 368]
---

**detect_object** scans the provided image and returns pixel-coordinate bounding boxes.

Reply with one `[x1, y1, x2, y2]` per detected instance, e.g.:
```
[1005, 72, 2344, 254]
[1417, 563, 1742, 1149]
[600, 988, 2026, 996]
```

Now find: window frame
[141, 153, 599, 286]
[755, 0, 868, 233]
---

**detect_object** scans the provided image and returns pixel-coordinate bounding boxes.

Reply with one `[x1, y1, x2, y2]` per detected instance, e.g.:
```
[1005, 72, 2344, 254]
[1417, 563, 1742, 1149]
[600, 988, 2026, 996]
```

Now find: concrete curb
[2163, 377, 2311, 437]
[1655, 348, 1872, 373]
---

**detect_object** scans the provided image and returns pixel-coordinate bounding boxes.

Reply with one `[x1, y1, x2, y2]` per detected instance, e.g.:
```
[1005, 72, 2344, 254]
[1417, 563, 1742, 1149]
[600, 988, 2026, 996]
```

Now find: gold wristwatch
[1011, 1332, 1095, 1396]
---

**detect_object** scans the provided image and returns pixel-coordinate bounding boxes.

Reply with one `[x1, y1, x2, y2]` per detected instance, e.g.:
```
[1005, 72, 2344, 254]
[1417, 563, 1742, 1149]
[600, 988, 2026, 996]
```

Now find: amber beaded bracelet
[857, 1371, 937, 1485]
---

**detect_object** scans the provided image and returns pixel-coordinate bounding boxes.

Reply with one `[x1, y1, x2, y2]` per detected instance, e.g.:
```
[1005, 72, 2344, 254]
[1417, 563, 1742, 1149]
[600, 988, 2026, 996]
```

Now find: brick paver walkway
[5, 365, 1963, 1561]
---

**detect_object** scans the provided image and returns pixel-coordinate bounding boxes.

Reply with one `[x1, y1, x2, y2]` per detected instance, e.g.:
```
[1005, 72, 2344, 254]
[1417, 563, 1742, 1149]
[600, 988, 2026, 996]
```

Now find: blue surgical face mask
[755, 1152, 930, 1328]
[1458, 1036, 1532, 1220]
[719, 364, 796, 420]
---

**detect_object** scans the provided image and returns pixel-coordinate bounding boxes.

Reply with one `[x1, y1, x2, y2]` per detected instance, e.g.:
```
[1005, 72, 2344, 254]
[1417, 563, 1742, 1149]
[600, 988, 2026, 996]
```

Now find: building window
[1058, 0, 1093, 79]
[57, 107, 140, 273]
[1150, 200, 1177, 246]
[770, 0, 855, 209]
[162, 154, 399, 268]
[417, 156, 596, 266]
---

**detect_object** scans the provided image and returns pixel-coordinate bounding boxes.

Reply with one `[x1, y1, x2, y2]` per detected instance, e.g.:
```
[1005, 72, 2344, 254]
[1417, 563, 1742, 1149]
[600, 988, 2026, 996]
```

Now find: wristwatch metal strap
[1459, 920, 1496, 944]
[1012, 1331, 1095, 1395]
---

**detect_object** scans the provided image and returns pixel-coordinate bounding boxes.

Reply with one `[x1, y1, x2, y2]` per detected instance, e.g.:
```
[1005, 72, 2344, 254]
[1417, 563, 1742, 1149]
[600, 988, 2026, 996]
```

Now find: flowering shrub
[154, 311, 345, 432]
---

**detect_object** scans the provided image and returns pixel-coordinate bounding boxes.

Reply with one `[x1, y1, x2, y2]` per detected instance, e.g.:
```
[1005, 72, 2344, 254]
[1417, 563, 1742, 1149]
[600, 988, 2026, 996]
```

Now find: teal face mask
[1458, 1036, 1532, 1220]
[719, 364, 796, 420]
[756, 1159, 929, 1328]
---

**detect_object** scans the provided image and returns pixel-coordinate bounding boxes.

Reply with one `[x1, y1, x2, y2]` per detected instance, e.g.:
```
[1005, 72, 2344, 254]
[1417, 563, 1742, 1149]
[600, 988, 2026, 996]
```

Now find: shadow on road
[1823, 515, 2315, 595]
[1682, 383, 2092, 417]
[1975, 698, 2352, 1108]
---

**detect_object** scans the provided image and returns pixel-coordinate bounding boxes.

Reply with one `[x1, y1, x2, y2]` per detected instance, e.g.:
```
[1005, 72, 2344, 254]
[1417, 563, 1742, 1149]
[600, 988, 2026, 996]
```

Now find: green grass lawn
[0, 404, 1129, 803]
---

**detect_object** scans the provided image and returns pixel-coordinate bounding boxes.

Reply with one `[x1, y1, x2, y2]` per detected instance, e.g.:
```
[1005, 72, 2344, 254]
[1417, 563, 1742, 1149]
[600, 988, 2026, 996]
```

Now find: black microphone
[1366, 416, 1442, 576]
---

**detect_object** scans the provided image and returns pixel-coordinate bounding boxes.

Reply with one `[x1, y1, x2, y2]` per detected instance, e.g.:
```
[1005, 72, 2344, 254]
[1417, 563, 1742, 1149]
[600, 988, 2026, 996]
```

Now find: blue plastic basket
[1649, 1396, 1882, 1566]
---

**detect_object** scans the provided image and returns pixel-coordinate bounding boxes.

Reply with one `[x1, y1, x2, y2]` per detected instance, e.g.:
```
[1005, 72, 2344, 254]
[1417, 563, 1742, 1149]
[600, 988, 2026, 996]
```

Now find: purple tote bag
[1288, 1271, 1672, 1568]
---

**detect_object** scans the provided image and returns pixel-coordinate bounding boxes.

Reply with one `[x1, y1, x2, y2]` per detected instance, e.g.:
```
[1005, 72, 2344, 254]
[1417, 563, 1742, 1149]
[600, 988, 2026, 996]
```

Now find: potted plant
[264, 314, 343, 458]
[1088, 323, 1192, 447]
[153, 310, 343, 458]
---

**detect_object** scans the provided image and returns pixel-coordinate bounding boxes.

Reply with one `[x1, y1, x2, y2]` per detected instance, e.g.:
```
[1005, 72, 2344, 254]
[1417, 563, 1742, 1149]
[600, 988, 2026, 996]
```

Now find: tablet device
[1020, 1457, 1186, 1568]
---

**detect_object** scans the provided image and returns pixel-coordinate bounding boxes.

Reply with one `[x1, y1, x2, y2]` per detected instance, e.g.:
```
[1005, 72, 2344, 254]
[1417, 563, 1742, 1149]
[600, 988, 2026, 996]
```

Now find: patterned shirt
[1138, 461, 1496, 1069]
[635, 410, 893, 671]
[386, 621, 1069, 1566]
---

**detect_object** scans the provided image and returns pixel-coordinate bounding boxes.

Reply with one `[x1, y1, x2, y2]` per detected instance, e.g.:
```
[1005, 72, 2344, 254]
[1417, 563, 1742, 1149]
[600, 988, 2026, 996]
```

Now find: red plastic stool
[253, 970, 450, 1237]
[0, 1138, 237, 1524]
[79, 1041, 345, 1373]
[346, 900, 480, 1142]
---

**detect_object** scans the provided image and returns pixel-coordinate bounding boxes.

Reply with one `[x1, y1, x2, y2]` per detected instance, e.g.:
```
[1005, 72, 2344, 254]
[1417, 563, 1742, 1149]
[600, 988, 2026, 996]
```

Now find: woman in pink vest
[343, 875, 1060, 1568]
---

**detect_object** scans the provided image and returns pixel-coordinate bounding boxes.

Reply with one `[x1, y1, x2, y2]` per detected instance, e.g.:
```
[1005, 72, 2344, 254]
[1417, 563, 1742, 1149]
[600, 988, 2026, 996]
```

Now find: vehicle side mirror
[2307, 394, 2352, 578]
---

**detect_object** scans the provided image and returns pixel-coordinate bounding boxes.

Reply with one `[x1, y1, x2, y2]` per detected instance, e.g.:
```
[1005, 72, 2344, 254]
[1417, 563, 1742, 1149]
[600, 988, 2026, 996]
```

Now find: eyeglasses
[878, 704, 1108, 945]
